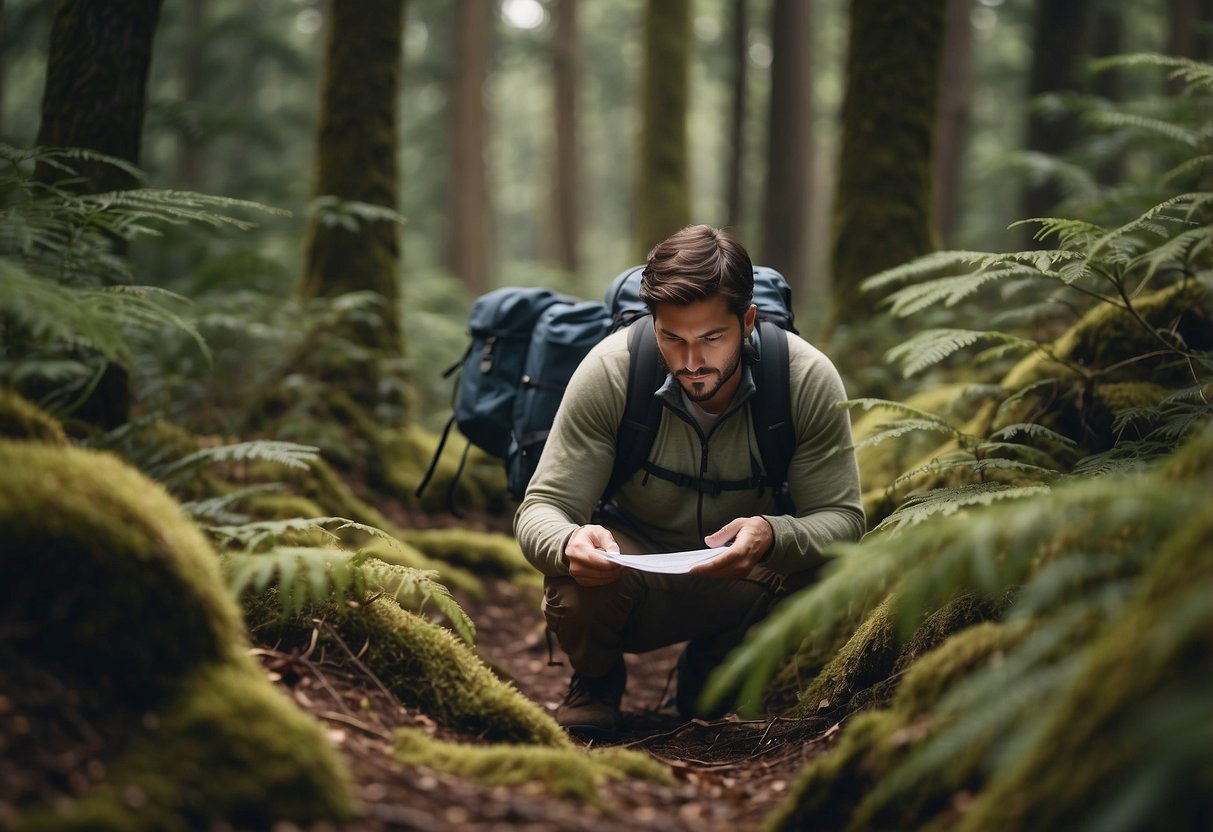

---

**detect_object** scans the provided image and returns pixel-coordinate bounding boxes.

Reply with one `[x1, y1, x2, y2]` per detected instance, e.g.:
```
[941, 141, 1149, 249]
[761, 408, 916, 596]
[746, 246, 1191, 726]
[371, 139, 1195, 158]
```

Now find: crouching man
[514, 224, 865, 741]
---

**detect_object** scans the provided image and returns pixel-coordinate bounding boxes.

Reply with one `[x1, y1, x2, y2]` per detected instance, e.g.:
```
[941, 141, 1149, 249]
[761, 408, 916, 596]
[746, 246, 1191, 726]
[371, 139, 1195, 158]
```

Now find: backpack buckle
[479, 336, 496, 373]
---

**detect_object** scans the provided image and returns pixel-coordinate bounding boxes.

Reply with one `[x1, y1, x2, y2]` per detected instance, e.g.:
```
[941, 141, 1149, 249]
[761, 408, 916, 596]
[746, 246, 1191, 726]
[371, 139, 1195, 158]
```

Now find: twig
[317, 709, 394, 741]
[319, 618, 405, 712]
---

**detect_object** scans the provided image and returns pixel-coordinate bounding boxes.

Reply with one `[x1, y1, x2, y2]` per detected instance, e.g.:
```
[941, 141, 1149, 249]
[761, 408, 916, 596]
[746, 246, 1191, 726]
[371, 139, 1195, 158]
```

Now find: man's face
[652, 296, 757, 414]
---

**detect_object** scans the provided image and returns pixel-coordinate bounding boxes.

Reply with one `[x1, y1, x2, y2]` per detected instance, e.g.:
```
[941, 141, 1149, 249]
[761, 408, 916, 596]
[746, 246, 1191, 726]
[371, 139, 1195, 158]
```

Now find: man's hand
[690, 516, 774, 580]
[563, 524, 626, 587]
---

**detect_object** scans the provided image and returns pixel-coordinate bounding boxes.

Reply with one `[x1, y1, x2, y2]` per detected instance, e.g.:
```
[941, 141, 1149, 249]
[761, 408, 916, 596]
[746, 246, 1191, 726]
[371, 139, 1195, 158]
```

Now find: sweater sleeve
[760, 341, 866, 573]
[512, 335, 629, 576]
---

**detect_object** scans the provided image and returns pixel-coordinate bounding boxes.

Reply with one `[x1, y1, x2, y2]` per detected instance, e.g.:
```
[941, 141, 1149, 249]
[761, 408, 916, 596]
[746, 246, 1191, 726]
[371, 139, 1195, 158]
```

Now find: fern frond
[989, 422, 1079, 448]
[150, 439, 319, 484]
[1127, 224, 1209, 286]
[180, 483, 284, 524]
[850, 418, 963, 454]
[860, 250, 988, 293]
[874, 482, 1051, 533]
[840, 398, 962, 429]
[890, 456, 1060, 493]
[356, 558, 476, 643]
[885, 329, 1038, 377]
[1089, 53, 1213, 90]
[208, 515, 402, 554]
[226, 546, 356, 617]
[1012, 217, 1105, 250]
[1161, 155, 1213, 184]
[995, 378, 1065, 424]
[1084, 111, 1207, 148]
[882, 269, 1032, 318]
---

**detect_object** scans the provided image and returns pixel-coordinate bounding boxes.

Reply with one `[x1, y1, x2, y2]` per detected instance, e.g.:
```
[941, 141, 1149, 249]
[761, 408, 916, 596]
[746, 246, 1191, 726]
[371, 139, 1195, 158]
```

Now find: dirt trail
[266, 576, 838, 831]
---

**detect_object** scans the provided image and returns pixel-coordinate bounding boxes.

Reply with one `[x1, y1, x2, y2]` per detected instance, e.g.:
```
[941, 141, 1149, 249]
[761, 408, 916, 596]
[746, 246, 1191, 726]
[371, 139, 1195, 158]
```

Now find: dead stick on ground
[319, 619, 406, 713]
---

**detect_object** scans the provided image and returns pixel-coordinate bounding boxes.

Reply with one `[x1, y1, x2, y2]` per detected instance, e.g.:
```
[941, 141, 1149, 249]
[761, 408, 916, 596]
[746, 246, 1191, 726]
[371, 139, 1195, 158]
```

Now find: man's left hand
[690, 516, 774, 580]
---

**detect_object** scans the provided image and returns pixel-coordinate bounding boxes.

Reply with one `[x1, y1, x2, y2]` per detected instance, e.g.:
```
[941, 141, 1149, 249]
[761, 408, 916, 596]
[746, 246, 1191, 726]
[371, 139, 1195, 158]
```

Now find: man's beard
[672, 346, 743, 404]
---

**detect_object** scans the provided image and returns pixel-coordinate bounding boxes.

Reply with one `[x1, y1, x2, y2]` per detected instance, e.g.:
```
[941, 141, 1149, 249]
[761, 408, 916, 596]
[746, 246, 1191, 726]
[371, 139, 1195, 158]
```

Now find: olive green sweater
[513, 326, 866, 576]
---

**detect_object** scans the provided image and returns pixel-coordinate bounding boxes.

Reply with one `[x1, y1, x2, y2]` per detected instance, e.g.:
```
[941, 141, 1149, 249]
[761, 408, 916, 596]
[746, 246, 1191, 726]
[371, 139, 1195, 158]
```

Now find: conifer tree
[828, 0, 947, 329]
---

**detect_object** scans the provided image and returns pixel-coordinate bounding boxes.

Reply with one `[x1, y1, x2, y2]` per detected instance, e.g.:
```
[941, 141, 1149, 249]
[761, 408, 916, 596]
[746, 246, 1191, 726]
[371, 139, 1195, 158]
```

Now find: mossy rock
[394, 727, 672, 805]
[253, 593, 567, 747]
[0, 387, 68, 445]
[401, 527, 534, 579]
[0, 440, 351, 829]
[374, 423, 510, 514]
[794, 596, 900, 716]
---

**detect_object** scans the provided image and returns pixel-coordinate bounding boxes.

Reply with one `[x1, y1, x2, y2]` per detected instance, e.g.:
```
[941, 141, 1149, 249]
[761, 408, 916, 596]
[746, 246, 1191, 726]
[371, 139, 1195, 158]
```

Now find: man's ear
[743, 304, 757, 337]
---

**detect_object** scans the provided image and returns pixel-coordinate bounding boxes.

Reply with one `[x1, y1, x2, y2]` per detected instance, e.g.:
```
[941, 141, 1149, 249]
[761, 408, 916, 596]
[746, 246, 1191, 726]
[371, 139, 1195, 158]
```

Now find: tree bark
[300, 0, 405, 355]
[33, 0, 163, 430]
[724, 0, 748, 230]
[634, 0, 691, 258]
[932, 0, 973, 246]
[34, 0, 163, 194]
[177, 0, 207, 190]
[762, 0, 813, 296]
[829, 0, 947, 328]
[450, 0, 492, 294]
[551, 0, 580, 275]
[1022, 0, 1089, 224]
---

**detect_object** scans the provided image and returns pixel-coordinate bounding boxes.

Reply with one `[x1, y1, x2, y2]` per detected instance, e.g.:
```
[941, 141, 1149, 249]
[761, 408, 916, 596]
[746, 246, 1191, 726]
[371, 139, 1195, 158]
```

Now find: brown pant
[543, 523, 792, 677]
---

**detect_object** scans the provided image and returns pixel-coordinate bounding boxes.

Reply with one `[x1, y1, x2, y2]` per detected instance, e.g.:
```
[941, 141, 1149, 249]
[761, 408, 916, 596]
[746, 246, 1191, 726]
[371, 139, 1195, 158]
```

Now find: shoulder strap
[752, 319, 796, 509]
[603, 319, 662, 502]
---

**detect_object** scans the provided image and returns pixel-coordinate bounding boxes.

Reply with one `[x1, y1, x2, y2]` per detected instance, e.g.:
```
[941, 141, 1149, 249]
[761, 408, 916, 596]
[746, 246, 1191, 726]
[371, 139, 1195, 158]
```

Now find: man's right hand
[564, 525, 626, 587]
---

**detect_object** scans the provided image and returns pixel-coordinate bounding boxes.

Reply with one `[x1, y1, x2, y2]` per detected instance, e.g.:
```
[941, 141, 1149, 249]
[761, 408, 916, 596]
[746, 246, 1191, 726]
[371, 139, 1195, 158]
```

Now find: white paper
[598, 546, 729, 574]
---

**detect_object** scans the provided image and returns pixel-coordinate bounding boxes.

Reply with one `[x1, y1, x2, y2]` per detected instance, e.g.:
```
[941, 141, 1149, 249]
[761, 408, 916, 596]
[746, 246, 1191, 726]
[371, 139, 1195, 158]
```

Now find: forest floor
[256, 572, 843, 831]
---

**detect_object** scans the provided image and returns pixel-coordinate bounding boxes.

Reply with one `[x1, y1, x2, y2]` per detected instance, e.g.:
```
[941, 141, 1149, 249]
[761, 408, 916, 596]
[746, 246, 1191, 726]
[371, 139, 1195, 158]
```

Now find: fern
[225, 547, 474, 643]
[180, 483, 285, 524]
[885, 329, 1039, 377]
[872, 482, 1051, 533]
[148, 440, 320, 486]
[209, 515, 401, 553]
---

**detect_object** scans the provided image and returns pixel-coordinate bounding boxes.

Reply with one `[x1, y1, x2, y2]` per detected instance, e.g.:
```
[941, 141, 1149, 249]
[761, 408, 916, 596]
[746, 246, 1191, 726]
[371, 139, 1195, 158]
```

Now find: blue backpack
[417, 267, 798, 514]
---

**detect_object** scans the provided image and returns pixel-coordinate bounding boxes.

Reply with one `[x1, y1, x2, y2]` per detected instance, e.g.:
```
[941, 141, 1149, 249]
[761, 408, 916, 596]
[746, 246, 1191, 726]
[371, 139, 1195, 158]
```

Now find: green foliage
[0, 145, 281, 421]
[224, 543, 475, 644]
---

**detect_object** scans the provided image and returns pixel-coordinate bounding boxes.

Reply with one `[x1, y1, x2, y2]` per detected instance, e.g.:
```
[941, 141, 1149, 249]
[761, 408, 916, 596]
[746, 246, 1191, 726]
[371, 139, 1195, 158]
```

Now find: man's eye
[704, 336, 721, 343]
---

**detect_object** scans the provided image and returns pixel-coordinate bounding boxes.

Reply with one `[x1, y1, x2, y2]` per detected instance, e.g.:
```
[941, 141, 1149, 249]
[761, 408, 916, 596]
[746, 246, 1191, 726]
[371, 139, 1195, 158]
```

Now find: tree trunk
[1168, 0, 1213, 61]
[1022, 0, 1089, 224]
[724, 0, 748, 230]
[450, 0, 492, 294]
[177, 0, 207, 190]
[551, 0, 580, 275]
[34, 0, 162, 193]
[933, 0, 973, 246]
[634, 0, 691, 257]
[829, 0, 947, 328]
[762, 0, 813, 296]
[300, 0, 405, 355]
[34, 0, 163, 430]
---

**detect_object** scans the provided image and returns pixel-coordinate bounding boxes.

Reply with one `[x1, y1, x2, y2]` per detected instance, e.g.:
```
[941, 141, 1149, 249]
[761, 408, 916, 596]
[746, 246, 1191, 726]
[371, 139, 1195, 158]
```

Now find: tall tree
[634, 0, 691, 257]
[551, 0, 581, 275]
[450, 0, 492, 294]
[176, 0, 207, 190]
[762, 0, 813, 295]
[1022, 0, 1090, 224]
[35, 0, 162, 193]
[829, 0, 947, 327]
[34, 0, 164, 429]
[1168, 0, 1213, 60]
[724, 0, 748, 229]
[933, 0, 973, 245]
[300, 0, 405, 356]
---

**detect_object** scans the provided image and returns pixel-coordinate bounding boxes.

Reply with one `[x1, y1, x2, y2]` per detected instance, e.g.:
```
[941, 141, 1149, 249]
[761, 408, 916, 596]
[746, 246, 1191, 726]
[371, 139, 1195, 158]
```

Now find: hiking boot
[676, 639, 729, 720]
[556, 660, 626, 742]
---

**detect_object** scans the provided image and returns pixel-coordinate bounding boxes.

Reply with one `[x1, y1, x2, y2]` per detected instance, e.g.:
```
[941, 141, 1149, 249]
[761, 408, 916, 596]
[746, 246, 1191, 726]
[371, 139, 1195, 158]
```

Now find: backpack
[417, 267, 798, 515]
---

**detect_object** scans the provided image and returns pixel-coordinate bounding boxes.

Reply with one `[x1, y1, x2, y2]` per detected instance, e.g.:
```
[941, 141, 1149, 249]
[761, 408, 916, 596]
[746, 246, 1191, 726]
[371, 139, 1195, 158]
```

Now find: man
[514, 224, 865, 741]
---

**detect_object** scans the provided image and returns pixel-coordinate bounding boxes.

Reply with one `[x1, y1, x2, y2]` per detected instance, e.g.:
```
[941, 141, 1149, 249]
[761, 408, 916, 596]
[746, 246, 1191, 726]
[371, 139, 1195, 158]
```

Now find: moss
[0, 440, 352, 829]
[894, 620, 1030, 716]
[238, 491, 327, 521]
[795, 596, 899, 715]
[359, 537, 484, 597]
[374, 423, 510, 514]
[20, 664, 352, 831]
[892, 593, 1007, 675]
[0, 387, 68, 445]
[761, 710, 903, 832]
[401, 527, 533, 578]
[394, 727, 672, 805]
[957, 508, 1213, 832]
[1002, 283, 1212, 392]
[0, 441, 243, 703]
[283, 595, 568, 747]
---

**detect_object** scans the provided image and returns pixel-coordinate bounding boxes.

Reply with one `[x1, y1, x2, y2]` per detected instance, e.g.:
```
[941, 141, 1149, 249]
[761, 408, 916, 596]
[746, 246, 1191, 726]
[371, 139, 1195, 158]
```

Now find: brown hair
[640, 224, 754, 318]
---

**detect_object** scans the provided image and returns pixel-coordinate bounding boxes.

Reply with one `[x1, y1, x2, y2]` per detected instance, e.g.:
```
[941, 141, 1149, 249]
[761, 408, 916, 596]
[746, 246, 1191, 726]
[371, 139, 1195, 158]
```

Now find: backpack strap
[603, 320, 662, 502]
[602, 317, 797, 511]
[752, 319, 796, 513]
